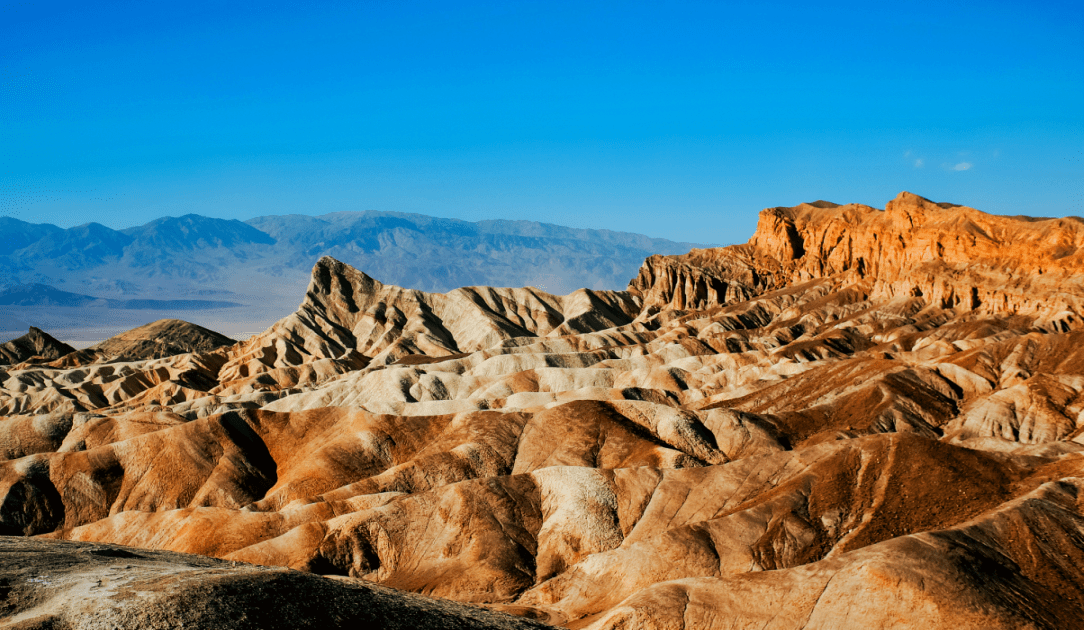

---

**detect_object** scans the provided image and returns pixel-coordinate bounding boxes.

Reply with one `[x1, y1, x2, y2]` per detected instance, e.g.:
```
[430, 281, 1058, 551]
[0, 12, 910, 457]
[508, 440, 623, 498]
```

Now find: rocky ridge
[87, 318, 236, 362]
[0, 327, 75, 365]
[3, 192, 1084, 629]
[632, 192, 1084, 325]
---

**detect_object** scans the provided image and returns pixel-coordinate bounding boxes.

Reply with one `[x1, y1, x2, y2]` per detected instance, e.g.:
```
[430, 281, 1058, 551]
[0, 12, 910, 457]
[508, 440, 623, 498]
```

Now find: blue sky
[2, 0, 1082, 244]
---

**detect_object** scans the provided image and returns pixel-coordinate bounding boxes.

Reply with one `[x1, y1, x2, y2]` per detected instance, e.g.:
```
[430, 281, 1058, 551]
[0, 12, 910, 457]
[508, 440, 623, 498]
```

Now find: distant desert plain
[3, 192, 1084, 629]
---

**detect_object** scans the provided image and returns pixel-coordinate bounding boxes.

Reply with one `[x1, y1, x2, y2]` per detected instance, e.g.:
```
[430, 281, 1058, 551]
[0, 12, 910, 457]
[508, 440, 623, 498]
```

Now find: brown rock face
[4, 192, 1084, 628]
[0, 327, 76, 365]
[631, 191, 1084, 324]
[89, 318, 237, 361]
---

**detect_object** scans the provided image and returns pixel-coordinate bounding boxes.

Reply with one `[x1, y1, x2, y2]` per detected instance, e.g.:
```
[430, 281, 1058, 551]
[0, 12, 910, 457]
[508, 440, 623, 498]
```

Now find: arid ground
[4, 192, 1084, 629]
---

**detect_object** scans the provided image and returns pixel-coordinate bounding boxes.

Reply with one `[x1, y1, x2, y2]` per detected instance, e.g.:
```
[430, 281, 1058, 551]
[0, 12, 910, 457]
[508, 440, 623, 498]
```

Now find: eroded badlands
[4, 192, 1084, 629]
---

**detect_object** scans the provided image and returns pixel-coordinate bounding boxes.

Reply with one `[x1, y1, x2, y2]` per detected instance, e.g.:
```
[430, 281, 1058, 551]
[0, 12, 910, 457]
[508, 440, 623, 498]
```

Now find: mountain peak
[0, 326, 76, 365]
[89, 318, 236, 361]
[124, 214, 276, 249]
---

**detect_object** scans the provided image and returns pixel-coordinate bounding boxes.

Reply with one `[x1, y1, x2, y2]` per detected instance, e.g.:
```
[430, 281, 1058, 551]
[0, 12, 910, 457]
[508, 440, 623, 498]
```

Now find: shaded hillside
[88, 318, 237, 361]
[0, 216, 63, 251]
[4, 192, 1084, 628]
[15, 221, 133, 270]
[121, 214, 277, 250]
[0, 326, 75, 364]
[0, 537, 554, 630]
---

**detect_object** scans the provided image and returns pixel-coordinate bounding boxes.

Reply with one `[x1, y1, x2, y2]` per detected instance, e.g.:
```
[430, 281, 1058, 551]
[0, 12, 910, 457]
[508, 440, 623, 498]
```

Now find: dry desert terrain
[4, 192, 1084, 629]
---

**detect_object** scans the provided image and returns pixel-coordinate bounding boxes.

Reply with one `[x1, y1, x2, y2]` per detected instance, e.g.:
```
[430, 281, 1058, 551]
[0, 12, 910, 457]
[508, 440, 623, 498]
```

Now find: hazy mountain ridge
[1, 211, 703, 282]
[0, 211, 705, 340]
[243, 211, 702, 292]
[0, 283, 241, 310]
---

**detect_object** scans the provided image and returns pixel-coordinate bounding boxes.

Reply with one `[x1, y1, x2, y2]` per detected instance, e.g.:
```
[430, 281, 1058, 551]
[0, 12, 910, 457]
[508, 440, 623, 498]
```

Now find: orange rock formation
[3, 192, 1084, 629]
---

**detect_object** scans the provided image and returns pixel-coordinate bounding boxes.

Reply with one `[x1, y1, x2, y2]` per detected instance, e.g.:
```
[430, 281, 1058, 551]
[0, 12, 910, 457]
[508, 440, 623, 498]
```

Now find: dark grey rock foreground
[0, 537, 555, 630]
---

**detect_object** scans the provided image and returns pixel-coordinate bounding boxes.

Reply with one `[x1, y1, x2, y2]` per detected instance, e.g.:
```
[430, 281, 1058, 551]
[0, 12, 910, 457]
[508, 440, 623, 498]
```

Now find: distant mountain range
[0, 284, 241, 309]
[0, 211, 707, 335]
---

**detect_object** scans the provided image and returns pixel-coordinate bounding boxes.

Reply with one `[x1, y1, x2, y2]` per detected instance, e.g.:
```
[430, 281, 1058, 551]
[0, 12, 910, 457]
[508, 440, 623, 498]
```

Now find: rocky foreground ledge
[3, 192, 1084, 629]
[0, 537, 555, 629]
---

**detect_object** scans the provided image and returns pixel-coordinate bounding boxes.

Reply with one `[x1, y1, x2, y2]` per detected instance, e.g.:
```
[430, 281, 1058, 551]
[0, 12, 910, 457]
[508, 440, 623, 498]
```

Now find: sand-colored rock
[631, 192, 1084, 320]
[4, 192, 1084, 628]
[215, 256, 642, 394]
[580, 478, 1084, 630]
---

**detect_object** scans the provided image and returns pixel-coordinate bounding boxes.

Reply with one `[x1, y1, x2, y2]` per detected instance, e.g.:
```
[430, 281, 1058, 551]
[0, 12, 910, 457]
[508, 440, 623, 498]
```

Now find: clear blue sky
[2, 0, 1082, 244]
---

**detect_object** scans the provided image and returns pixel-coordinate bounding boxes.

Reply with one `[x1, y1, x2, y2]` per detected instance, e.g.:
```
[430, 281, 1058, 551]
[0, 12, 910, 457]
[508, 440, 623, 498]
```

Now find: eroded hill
[3, 192, 1084, 629]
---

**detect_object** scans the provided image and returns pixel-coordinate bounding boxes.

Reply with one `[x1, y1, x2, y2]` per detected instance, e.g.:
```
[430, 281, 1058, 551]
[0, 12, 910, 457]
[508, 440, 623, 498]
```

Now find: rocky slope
[0, 327, 75, 365]
[86, 318, 236, 361]
[631, 192, 1084, 325]
[3, 191, 1084, 629]
[0, 537, 553, 629]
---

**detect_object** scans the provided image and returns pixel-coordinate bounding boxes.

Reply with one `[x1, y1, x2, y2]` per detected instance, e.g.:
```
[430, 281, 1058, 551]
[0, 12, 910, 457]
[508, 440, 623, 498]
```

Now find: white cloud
[914, 158, 924, 168]
[953, 162, 972, 171]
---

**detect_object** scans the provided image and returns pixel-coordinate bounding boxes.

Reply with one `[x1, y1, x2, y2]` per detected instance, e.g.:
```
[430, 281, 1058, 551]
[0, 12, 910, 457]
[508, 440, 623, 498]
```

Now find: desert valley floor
[3, 192, 1084, 629]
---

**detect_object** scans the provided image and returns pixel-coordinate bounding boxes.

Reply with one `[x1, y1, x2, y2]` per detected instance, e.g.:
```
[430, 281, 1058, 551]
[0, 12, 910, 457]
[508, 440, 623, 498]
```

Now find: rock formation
[82, 318, 236, 361]
[4, 192, 1084, 629]
[215, 256, 642, 396]
[0, 327, 76, 365]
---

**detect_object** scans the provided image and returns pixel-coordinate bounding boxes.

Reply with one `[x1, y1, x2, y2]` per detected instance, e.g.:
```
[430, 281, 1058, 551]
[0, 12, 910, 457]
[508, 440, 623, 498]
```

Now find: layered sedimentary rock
[215, 256, 642, 394]
[4, 192, 1084, 629]
[631, 192, 1084, 326]
[87, 318, 236, 361]
[0, 327, 76, 365]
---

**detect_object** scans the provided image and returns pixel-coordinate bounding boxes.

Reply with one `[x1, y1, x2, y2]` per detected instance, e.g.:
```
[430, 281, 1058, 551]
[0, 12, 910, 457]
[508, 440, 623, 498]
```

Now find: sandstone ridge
[632, 191, 1084, 326]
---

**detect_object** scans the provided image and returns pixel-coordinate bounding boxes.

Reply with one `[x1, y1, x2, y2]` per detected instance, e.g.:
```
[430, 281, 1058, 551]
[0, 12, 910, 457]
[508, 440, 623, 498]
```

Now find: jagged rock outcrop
[628, 246, 777, 315]
[0, 327, 76, 365]
[632, 191, 1084, 324]
[4, 192, 1084, 629]
[215, 256, 642, 394]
